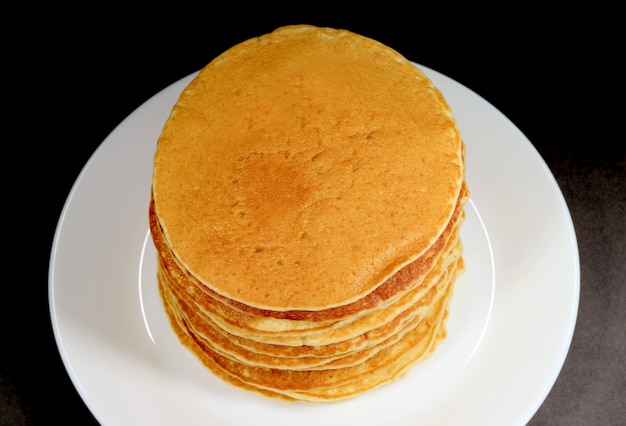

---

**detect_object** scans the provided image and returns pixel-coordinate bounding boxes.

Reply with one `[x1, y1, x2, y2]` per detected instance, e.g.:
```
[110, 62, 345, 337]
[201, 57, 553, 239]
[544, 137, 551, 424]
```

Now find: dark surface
[5, 7, 624, 426]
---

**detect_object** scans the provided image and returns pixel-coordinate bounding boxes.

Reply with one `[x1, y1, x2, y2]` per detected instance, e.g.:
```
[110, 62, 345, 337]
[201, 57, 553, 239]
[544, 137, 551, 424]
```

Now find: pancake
[160, 270, 457, 401]
[151, 24, 465, 312]
[161, 257, 461, 371]
[149, 24, 469, 402]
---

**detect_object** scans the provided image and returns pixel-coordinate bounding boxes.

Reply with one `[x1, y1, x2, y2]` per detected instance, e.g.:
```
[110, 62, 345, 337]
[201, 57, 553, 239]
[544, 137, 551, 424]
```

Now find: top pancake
[151, 25, 465, 311]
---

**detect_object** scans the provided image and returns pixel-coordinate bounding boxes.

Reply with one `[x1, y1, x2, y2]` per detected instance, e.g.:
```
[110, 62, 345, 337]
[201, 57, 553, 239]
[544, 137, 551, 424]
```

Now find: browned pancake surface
[152, 25, 465, 311]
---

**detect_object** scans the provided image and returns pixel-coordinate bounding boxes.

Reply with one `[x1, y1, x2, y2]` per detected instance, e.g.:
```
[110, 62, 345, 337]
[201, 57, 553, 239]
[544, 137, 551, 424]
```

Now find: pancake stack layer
[149, 25, 468, 402]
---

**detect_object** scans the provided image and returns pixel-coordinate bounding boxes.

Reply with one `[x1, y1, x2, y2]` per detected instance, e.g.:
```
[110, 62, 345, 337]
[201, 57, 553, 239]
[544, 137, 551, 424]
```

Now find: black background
[4, 5, 624, 425]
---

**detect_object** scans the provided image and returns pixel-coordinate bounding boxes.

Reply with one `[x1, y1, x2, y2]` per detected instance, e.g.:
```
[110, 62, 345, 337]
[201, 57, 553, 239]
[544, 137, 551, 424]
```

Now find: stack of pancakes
[149, 25, 468, 402]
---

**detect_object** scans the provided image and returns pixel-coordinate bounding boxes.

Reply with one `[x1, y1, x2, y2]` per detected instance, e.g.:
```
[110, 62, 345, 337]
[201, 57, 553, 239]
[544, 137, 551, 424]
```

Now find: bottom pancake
[158, 259, 462, 402]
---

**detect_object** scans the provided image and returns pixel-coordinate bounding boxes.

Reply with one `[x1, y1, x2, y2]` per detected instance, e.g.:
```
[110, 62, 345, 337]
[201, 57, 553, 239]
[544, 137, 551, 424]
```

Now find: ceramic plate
[49, 63, 579, 425]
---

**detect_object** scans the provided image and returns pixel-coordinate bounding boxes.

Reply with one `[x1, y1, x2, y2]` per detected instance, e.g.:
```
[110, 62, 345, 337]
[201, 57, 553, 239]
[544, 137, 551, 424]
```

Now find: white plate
[49, 64, 579, 426]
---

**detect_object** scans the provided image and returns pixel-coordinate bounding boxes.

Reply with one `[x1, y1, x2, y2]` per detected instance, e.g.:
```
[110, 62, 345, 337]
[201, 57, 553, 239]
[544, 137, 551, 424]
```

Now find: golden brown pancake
[149, 24, 468, 402]
[160, 257, 460, 371]
[151, 24, 465, 312]
[160, 271, 458, 401]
